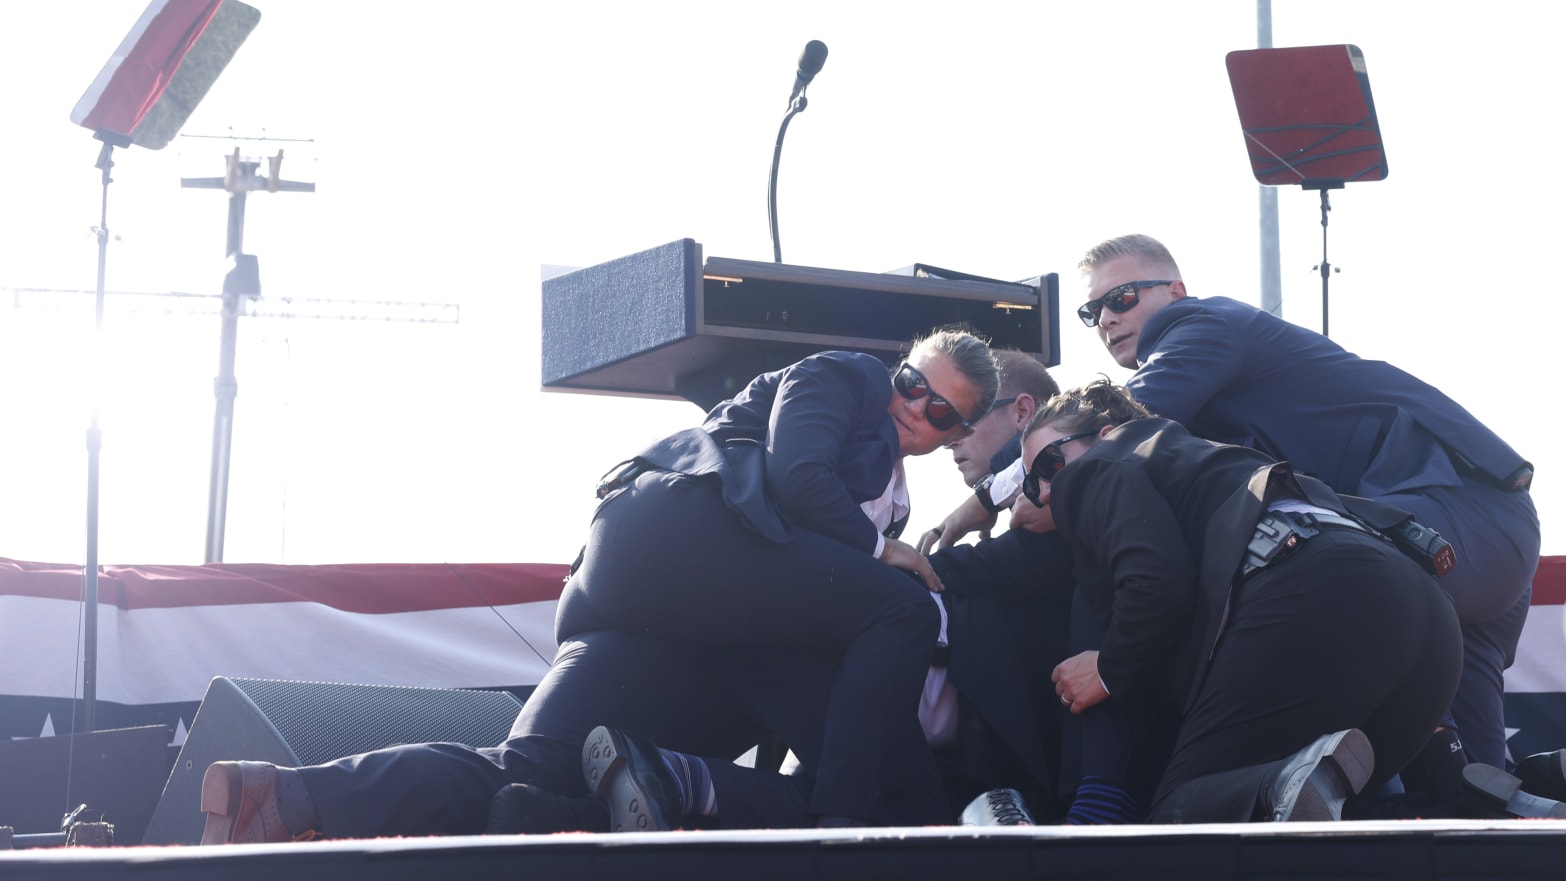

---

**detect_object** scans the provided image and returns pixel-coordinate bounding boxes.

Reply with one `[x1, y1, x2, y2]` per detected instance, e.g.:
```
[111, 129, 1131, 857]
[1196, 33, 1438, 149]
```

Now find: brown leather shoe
[200, 761, 298, 844]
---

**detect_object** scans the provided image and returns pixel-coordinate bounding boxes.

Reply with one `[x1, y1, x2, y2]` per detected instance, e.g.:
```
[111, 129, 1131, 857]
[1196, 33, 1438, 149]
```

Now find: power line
[3, 286, 460, 323]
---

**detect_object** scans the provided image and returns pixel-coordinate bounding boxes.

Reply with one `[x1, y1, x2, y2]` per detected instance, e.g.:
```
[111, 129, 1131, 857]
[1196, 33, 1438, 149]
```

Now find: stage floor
[4, 820, 1566, 881]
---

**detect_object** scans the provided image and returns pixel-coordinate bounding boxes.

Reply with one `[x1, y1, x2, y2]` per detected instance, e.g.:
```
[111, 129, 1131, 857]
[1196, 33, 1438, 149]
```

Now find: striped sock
[1065, 776, 1138, 825]
[659, 748, 717, 817]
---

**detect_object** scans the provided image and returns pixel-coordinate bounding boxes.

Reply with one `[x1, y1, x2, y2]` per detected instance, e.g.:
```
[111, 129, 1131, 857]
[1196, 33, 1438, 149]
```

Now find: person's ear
[1169, 279, 1188, 300]
[1013, 394, 1037, 429]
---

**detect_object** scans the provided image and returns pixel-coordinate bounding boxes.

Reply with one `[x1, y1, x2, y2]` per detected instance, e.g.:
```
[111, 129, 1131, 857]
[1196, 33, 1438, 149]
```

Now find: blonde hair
[1077, 234, 1182, 279]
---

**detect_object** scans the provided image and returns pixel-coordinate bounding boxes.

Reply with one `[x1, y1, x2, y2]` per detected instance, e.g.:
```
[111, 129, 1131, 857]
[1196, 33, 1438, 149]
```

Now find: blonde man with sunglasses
[1076, 233, 1538, 818]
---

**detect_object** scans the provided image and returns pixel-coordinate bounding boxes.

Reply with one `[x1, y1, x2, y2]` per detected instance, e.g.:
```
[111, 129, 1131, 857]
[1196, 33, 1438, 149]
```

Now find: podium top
[541, 239, 1058, 409]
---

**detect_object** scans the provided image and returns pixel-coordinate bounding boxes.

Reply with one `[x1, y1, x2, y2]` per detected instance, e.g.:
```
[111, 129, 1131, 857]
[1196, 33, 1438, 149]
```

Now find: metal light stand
[1303, 179, 1344, 338]
[79, 131, 132, 732]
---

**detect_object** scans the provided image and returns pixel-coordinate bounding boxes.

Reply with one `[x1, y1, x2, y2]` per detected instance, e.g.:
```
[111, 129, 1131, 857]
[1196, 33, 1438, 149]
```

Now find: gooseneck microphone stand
[768, 40, 827, 264]
[768, 94, 809, 264]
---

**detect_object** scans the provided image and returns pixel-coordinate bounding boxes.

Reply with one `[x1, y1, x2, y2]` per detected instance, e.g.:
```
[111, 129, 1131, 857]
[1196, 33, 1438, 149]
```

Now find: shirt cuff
[988, 458, 1026, 509]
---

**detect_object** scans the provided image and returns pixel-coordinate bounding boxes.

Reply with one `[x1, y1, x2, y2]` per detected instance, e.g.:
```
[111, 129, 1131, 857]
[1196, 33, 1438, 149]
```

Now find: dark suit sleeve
[930, 529, 1075, 605]
[763, 354, 890, 554]
[1127, 300, 1248, 425]
[1056, 459, 1199, 703]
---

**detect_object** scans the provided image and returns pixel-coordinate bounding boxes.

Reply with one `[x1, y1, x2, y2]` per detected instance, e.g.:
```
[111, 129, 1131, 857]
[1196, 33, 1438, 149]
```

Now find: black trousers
[298, 630, 838, 837]
[1380, 477, 1539, 768]
[298, 468, 958, 836]
[1148, 526, 1463, 821]
[930, 528, 1077, 819]
[1061, 590, 1180, 818]
[553, 469, 945, 823]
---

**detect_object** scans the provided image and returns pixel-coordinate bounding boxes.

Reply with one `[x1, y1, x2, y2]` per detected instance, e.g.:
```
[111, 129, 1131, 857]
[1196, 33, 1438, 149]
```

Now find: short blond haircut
[1077, 234, 1182, 279]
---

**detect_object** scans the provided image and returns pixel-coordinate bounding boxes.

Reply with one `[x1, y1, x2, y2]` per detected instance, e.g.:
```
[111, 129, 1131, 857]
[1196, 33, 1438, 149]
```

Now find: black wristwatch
[973, 474, 1004, 515]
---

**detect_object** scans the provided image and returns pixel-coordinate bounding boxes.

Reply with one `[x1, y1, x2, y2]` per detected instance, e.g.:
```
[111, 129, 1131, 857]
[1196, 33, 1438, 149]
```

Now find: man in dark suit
[1076, 234, 1539, 808]
[915, 351, 1075, 821]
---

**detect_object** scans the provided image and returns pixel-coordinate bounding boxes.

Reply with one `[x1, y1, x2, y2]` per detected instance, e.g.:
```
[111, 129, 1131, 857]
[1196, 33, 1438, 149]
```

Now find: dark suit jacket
[1049, 417, 1376, 714]
[630, 351, 900, 554]
[1131, 296, 1531, 495]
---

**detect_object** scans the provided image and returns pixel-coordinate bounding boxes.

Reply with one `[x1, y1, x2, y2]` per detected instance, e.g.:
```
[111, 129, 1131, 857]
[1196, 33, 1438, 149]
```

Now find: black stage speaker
[0, 724, 170, 844]
[142, 676, 523, 845]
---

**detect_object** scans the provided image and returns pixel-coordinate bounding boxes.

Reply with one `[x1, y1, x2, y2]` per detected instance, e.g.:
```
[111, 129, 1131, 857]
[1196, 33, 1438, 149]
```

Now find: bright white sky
[0, 1, 1560, 567]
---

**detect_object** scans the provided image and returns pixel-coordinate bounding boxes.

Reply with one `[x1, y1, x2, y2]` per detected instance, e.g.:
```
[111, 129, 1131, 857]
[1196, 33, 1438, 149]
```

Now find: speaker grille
[143, 676, 523, 844]
[230, 678, 522, 765]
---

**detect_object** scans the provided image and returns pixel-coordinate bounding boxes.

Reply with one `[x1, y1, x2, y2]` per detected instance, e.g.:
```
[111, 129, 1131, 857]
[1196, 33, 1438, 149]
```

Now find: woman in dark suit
[1023, 379, 1461, 823]
[558, 330, 997, 827]
[198, 330, 998, 844]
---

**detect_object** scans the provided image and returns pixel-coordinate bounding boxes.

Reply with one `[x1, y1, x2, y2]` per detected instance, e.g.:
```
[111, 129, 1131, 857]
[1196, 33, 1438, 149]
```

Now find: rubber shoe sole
[1463, 763, 1566, 819]
[960, 788, 1035, 826]
[1271, 729, 1375, 821]
[581, 725, 676, 832]
[198, 762, 246, 845]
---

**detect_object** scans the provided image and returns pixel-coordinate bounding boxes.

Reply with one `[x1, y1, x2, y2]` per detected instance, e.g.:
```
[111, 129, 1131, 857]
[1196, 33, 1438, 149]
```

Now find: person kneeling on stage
[197, 330, 998, 842]
[1028, 378, 1462, 822]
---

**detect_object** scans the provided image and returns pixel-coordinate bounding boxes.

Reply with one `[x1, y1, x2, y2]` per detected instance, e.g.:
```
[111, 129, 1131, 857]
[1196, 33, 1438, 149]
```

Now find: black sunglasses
[942, 396, 1019, 448]
[893, 362, 974, 432]
[1077, 280, 1174, 327]
[985, 396, 1018, 415]
[1021, 429, 1100, 506]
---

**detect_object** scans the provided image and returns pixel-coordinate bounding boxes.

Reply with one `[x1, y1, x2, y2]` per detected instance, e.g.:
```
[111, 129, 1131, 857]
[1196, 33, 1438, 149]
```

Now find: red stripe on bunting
[5, 554, 1561, 612]
[1533, 556, 1566, 606]
[0, 558, 569, 614]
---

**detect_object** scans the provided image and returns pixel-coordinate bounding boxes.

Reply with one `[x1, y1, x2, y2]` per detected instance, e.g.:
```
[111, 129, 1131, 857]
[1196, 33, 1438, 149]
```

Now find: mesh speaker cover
[143, 676, 522, 844]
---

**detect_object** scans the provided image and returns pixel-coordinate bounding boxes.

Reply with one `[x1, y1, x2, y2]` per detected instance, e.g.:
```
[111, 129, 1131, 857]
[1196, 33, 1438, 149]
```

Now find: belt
[1239, 509, 1382, 581]
[1290, 510, 1379, 535]
[931, 644, 950, 669]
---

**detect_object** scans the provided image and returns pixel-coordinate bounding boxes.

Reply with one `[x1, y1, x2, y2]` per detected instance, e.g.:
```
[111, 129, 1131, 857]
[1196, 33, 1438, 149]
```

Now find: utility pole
[181, 147, 314, 563]
[7, 148, 459, 564]
[1256, 0, 1283, 318]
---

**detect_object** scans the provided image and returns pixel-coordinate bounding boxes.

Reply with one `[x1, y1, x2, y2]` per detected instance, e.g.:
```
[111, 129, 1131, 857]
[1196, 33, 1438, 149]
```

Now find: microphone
[771, 40, 829, 263]
[787, 40, 829, 107]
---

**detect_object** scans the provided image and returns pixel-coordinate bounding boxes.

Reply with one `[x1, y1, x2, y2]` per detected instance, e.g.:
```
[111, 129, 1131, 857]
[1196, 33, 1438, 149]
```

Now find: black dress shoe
[1261, 729, 1375, 821]
[1462, 763, 1566, 819]
[581, 725, 684, 832]
[486, 783, 610, 834]
[959, 789, 1036, 826]
[1514, 749, 1566, 801]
